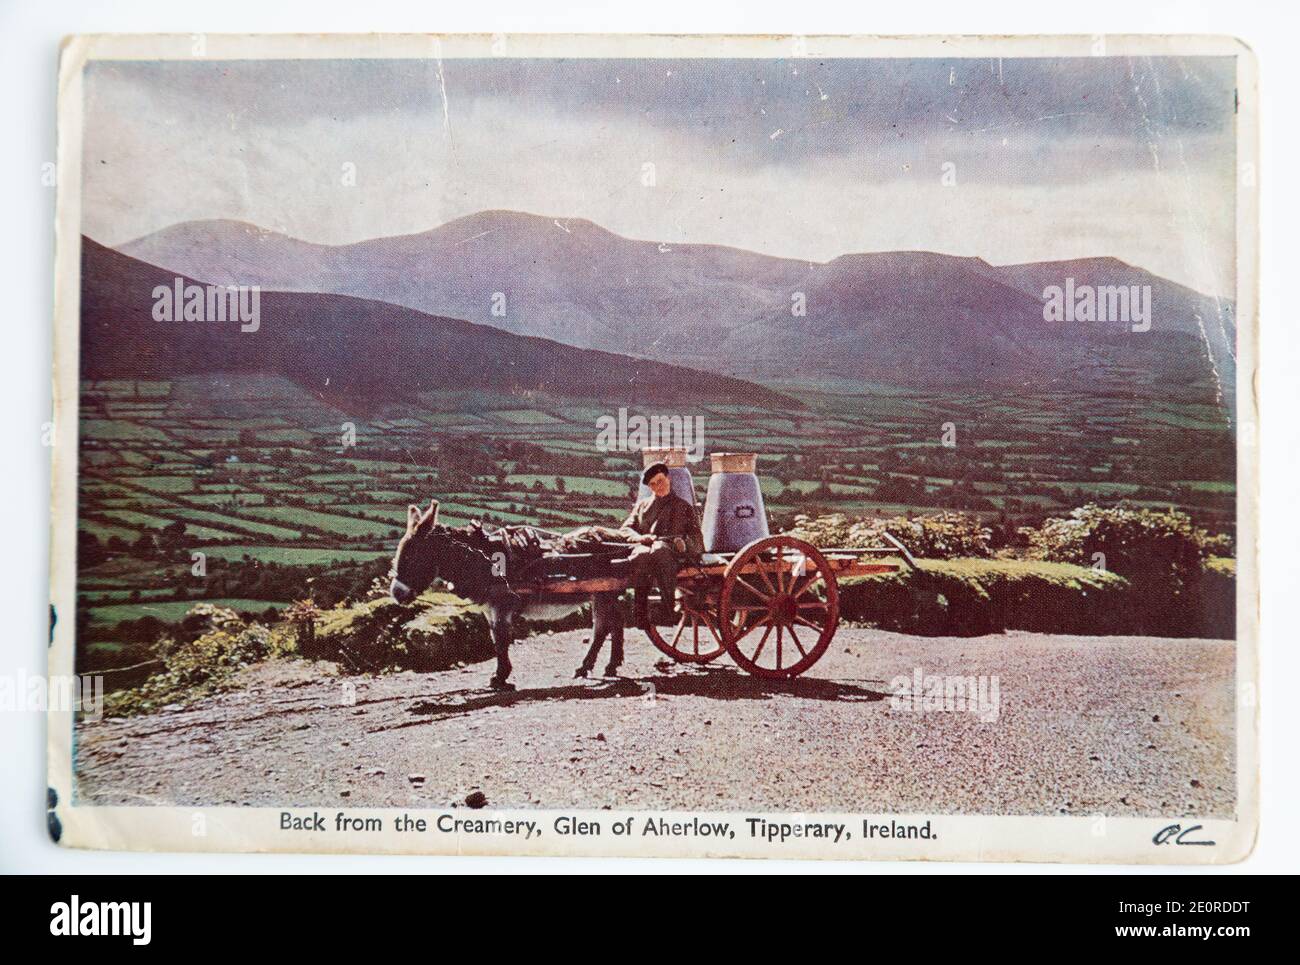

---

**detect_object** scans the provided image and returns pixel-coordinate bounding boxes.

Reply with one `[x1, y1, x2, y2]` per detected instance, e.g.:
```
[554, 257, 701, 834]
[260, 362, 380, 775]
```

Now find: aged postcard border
[49, 32, 1259, 862]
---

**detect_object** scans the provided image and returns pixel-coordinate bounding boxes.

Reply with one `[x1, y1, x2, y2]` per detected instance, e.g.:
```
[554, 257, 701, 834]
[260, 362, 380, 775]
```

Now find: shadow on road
[373, 667, 888, 732]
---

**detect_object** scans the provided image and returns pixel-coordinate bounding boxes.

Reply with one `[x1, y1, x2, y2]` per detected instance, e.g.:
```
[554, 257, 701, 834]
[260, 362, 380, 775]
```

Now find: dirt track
[74, 628, 1237, 817]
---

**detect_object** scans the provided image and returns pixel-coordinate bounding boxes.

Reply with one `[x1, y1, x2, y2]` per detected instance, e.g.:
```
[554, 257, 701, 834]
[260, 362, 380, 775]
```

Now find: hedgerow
[788, 510, 994, 558]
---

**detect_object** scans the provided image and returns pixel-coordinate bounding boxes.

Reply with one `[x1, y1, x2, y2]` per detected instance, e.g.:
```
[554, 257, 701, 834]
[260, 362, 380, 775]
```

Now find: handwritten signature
[1153, 823, 1216, 847]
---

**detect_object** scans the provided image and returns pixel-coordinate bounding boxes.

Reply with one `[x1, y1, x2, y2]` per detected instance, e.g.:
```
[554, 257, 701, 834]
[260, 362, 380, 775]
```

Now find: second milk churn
[701, 452, 769, 553]
[638, 447, 697, 506]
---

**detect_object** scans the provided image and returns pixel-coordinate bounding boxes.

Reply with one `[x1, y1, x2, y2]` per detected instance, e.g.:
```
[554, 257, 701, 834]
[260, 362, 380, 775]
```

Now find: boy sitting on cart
[619, 462, 704, 631]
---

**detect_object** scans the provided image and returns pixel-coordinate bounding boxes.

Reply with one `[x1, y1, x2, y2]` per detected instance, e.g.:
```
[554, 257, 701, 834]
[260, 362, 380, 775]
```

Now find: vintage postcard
[47, 33, 1258, 862]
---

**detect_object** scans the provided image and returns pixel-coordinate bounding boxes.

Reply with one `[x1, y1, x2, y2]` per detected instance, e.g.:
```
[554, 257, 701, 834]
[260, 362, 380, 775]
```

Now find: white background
[1, 0, 1294, 874]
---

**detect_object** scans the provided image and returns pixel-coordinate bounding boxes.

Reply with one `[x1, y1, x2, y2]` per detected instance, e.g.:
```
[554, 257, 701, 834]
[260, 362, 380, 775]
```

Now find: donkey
[389, 500, 627, 690]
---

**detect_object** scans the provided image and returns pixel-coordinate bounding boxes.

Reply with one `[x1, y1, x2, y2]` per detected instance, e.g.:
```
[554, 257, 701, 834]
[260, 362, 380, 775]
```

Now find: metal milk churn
[702, 452, 769, 553]
[638, 447, 698, 506]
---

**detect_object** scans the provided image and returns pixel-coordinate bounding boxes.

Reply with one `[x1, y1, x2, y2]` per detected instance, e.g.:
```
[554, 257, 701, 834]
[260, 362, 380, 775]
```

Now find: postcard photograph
[47, 34, 1257, 861]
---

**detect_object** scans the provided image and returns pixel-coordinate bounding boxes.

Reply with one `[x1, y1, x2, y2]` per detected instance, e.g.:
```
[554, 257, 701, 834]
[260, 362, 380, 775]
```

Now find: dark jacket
[620, 492, 705, 557]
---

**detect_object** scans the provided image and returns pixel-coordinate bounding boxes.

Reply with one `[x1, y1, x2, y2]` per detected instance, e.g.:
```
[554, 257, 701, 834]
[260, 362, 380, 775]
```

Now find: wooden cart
[516, 533, 918, 679]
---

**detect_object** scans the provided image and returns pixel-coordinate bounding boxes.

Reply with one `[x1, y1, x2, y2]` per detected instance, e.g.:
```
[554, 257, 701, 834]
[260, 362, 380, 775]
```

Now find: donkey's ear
[406, 504, 422, 533]
[412, 499, 439, 531]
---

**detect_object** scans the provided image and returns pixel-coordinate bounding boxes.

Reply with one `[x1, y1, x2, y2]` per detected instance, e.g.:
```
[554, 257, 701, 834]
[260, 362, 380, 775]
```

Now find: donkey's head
[390, 499, 444, 604]
[390, 500, 502, 605]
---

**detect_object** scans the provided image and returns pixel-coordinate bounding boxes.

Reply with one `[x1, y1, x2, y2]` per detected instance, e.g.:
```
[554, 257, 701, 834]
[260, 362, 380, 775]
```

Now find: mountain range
[104, 210, 1237, 405]
[79, 237, 800, 413]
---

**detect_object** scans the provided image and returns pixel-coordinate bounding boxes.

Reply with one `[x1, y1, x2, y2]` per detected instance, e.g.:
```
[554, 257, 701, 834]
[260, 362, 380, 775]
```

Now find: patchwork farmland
[74, 373, 1235, 678]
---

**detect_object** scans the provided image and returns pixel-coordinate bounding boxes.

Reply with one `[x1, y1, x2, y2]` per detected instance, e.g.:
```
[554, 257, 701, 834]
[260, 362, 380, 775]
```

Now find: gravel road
[74, 628, 1236, 817]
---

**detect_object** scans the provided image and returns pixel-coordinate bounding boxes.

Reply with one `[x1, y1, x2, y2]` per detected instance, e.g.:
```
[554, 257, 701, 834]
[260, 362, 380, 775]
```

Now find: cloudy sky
[82, 56, 1238, 296]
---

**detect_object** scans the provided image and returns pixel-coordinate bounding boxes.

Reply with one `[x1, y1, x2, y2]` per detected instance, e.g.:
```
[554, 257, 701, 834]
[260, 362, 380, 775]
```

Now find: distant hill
[117, 210, 1237, 404]
[118, 213, 815, 361]
[79, 237, 801, 413]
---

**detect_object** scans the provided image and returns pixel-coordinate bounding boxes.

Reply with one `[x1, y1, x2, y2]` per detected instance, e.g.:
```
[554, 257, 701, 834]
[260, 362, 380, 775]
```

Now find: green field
[241, 506, 398, 538]
[504, 474, 633, 496]
[200, 546, 390, 565]
[88, 599, 290, 625]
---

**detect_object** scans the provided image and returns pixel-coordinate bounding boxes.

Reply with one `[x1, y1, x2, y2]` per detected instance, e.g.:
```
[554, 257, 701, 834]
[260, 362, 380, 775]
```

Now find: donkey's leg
[603, 595, 625, 677]
[487, 603, 517, 691]
[576, 593, 610, 678]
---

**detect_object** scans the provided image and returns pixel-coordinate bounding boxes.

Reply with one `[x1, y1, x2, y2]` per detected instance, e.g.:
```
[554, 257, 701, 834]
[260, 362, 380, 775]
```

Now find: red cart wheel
[645, 589, 727, 663]
[719, 536, 839, 678]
